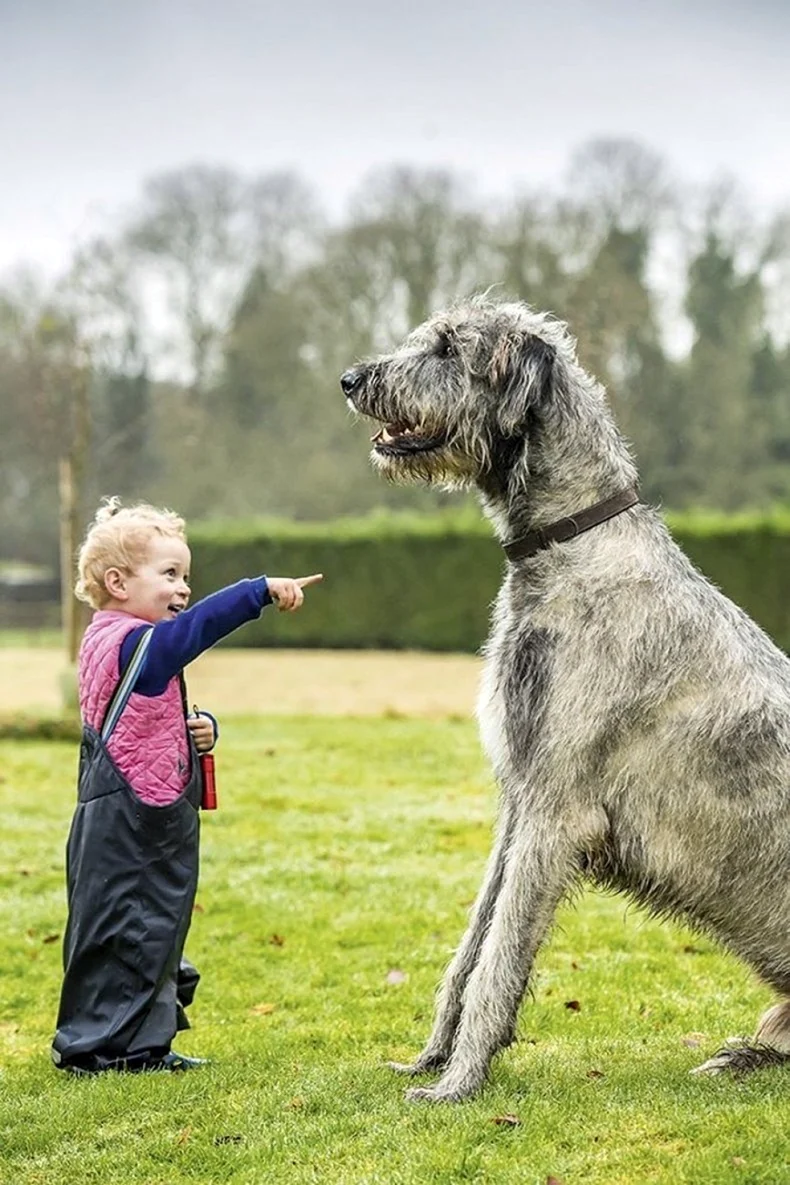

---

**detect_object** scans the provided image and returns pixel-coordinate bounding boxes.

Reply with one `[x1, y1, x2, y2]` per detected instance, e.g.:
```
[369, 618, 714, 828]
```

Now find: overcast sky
[1, 0, 789, 282]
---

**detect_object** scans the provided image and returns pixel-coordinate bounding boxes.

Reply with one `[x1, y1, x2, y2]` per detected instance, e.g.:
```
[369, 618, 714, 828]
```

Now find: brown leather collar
[503, 486, 640, 562]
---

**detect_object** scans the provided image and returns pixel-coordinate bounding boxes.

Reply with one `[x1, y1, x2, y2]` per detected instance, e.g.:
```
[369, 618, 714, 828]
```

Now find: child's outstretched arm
[120, 574, 323, 694]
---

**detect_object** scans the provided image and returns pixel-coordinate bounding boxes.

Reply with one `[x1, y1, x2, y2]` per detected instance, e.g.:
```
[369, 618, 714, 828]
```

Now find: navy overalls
[52, 668, 202, 1072]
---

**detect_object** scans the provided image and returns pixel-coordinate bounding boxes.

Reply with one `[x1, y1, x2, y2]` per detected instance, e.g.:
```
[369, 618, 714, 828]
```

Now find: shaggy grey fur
[340, 297, 790, 1102]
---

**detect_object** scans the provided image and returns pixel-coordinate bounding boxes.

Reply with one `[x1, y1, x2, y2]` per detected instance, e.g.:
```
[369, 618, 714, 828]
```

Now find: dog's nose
[340, 368, 363, 396]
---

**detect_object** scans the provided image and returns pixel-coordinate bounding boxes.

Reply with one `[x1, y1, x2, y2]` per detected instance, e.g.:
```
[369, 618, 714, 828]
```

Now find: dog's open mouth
[371, 421, 447, 456]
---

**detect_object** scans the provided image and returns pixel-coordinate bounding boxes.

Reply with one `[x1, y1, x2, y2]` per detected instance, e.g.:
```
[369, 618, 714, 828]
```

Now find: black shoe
[156, 1051, 209, 1072]
[62, 1050, 209, 1075]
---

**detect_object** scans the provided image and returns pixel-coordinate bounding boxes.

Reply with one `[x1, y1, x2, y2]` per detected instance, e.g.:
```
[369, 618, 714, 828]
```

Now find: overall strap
[100, 627, 154, 742]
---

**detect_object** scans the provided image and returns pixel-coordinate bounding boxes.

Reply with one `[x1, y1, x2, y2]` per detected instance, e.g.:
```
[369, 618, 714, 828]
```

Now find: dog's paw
[405, 1084, 460, 1104]
[691, 1039, 789, 1076]
[691, 1051, 737, 1076]
[691, 1037, 747, 1075]
[404, 1075, 481, 1103]
[386, 1049, 448, 1076]
[386, 1060, 433, 1077]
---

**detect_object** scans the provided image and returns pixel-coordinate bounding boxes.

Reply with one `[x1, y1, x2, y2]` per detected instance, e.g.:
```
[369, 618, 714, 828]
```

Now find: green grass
[1, 717, 788, 1184]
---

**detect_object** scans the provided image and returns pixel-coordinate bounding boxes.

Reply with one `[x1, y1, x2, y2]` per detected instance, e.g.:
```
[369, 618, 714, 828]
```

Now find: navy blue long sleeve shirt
[119, 577, 271, 696]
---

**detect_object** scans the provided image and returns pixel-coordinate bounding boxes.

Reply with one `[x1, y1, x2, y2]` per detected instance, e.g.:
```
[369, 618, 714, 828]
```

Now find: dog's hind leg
[388, 796, 518, 1077]
[693, 1000, 790, 1075]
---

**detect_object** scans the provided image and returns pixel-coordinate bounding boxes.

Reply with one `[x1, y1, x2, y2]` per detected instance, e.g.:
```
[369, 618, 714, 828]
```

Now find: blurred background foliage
[2, 136, 790, 567]
[180, 509, 790, 652]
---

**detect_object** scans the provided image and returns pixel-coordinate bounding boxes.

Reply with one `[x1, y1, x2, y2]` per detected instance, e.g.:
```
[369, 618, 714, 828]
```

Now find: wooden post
[58, 456, 79, 665]
[59, 355, 91, 670]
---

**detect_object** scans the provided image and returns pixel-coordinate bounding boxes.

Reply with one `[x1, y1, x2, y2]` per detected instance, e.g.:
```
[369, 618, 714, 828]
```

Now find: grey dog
[340, 296, 790, 1103]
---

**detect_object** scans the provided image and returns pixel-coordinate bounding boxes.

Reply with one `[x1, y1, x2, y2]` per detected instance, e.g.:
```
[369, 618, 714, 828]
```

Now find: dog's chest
[477, 613, 554, 776]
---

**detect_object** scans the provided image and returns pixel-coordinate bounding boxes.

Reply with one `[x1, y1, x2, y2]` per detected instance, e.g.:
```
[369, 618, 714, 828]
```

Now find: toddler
[51, 498, 321, 1074]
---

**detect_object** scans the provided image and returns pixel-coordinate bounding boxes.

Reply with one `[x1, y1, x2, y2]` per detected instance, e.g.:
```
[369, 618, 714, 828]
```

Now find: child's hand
[187, 714, 216, 752]
[267, 574, 323, 612]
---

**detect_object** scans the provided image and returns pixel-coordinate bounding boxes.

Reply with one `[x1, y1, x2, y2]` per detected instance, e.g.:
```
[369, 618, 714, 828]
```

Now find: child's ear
[104, 568, 128, 600]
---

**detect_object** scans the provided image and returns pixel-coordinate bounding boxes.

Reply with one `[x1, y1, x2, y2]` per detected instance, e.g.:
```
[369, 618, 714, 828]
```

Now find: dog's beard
[371, 443, 478, 489]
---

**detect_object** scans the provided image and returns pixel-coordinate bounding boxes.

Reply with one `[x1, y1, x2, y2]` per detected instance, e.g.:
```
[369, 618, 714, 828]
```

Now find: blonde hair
[76, 497, 187, 608]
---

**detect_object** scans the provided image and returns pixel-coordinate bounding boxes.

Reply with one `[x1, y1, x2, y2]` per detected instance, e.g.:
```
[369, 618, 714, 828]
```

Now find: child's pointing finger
[296, 574, 323, 589]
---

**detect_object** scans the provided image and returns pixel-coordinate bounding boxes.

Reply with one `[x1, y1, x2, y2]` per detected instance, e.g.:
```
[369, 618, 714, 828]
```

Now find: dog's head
[340, 299, 566, 491]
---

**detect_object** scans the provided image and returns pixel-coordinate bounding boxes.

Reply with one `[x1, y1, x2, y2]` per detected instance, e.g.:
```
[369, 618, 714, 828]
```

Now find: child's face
[116, 534, 192, 623]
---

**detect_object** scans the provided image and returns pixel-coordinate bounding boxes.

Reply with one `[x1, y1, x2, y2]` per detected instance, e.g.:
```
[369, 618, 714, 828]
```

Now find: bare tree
[247, 170, 324, 281]
[567, 136, 676, 235]
[126, 164, 251, 393]
[348, 166, 488, 333]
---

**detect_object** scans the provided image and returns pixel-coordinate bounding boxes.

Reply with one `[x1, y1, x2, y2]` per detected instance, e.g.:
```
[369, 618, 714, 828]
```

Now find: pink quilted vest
[79, 610, 191, 805]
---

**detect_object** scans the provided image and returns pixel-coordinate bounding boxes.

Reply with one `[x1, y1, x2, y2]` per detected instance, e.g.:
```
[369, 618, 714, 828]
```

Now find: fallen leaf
[491, 1113, 520, 1126]
[731, 1157, 746, 1167]
[42, 934, 60, 944]
[287, 1097, 304, 1109]
[586, 1068, 605, 1079]
[269, 934, 285, 946]
[251, 1002, 276, 1016]
[386, 969, 407, 985]
[564, 999, 581, 1011]
[193, 903, 205, 913]
[683, 944, 704, 954]
[264, 748, 276, 757]
[682, 1032, 707, 1049]
[546, 1176, 565, 1184]
[175, 1127, 191, 1146]
[213, 1134, 244, 1145]
[571, 961, 580, 970]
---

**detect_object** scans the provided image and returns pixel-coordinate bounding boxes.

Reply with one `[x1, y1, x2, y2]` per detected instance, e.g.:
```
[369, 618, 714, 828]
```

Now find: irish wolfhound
[340, 296, 790, 1103]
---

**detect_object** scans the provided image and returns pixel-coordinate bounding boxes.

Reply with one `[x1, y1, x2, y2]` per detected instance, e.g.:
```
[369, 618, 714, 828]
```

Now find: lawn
[0, 643, 479, 717]
[1, 716, 788, 1184]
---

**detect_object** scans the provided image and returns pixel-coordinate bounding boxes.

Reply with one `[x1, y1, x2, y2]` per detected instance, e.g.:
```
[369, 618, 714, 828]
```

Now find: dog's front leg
[388, 795, 518, 1076]
[406, 817, 580, 1103]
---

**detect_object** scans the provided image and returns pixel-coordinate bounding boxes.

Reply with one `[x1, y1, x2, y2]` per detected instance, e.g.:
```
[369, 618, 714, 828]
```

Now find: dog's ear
[490, 332, 555, 435]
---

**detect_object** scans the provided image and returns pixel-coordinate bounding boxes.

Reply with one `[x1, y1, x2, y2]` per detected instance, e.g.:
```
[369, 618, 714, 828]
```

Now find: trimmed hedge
[667, 509, 790, 657]
[0, 713, 81, 741]
[187, 508, 790, 653]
